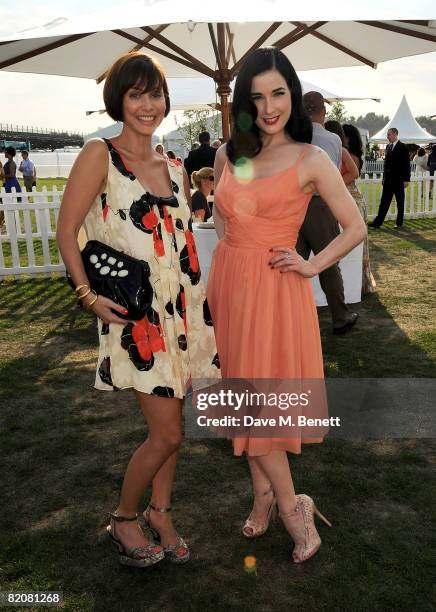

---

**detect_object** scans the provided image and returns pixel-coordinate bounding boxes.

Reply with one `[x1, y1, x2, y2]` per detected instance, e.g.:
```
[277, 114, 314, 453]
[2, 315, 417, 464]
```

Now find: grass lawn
[0, 219, 435, 612]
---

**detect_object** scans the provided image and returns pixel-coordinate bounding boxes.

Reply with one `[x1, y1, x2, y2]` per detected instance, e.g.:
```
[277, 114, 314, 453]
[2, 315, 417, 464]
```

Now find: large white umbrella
[1, 3, 435, 137]
[168, 77, 380, 110]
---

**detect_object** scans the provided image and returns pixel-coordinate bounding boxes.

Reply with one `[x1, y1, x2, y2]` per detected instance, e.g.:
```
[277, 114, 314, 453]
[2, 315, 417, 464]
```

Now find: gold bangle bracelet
[84, 293, 98, 308]
[75, 284, 89, 294]
[77, 288, 92, 300]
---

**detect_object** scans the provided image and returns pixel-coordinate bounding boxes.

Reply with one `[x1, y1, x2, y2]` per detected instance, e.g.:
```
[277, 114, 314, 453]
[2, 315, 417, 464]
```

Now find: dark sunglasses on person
[206, 175, 214, 181]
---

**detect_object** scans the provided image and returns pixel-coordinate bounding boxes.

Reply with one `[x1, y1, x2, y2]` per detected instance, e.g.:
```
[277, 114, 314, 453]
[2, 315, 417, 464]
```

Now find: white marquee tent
[370, 95, 435, 143]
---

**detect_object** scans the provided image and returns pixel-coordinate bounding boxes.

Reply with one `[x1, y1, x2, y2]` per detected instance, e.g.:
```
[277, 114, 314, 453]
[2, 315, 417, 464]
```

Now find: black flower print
[180, 229, 201, 285]
[98, 356, 119, 390]
[104, 139, 135, 181]
[152, 386, 175, 398]
[101, 323, 110, 335]
[203, 299, 213, 326]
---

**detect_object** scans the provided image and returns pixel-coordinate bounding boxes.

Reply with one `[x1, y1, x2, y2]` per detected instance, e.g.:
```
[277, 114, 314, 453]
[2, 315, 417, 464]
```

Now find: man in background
[368, 128, 410, 229]
[297, 91, 358, 335]
[184, 131, 217, 185]
[19, 150, 37, 192]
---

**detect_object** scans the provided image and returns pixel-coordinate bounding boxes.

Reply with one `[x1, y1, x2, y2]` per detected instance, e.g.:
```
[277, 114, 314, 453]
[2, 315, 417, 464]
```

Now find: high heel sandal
[106, 511, 164, 568]
[142, 503, 190, 564]
[279, 494, 332, 564]
[242, 485, 277, 538]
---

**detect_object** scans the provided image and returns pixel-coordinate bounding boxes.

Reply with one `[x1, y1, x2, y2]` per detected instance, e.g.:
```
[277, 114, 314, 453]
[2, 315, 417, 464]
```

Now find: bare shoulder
[303, 144, 332, 165]
[77, 138, 108, 165]
[215, 143, 228, 163]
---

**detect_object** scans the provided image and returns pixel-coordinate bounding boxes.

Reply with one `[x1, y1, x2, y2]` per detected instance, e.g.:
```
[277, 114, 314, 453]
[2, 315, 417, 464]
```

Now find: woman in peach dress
[207, 48, 366, 563]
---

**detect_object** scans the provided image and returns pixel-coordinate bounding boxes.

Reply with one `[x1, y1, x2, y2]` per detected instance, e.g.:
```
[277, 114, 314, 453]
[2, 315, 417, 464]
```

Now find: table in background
[193, 226, 363, 306]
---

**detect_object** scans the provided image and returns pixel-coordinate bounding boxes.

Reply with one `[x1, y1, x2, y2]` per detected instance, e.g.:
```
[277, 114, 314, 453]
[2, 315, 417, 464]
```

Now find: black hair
[199, 131, 210, 144]
[103, 52, 170, 122]
[417, 147, 425, 157]
[324, 120, 345, 146]
[5, 146, 16, 157]
[343, 124, 364, 171]
[227, 47, 312, 164]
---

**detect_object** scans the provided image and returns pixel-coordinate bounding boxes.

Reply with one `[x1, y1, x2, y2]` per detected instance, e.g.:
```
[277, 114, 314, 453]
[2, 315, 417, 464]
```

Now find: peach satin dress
[207, 145, 325, 456]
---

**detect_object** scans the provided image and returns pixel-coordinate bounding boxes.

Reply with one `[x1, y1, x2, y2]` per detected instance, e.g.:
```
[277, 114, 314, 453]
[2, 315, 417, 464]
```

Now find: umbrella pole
[216, 76, 231, 141]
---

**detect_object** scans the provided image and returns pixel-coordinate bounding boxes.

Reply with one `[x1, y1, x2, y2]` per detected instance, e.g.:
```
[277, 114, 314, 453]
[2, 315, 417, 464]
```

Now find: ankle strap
[149, 502, 172, 513]
[110, 511, 138, 522]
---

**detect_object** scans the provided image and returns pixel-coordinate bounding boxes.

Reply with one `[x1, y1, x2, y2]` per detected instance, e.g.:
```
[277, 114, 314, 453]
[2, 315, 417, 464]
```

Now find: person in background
[212, 139, 222, 149]
[342, 123, 376, 295]
[3, 147, 22, 195]
[297, 91, 358, 334]
[324, 120, 359, 186]
[368, 127, 410, 229]
[154, 143, 166, 157]
[166, 150, 182, 166]
[427, 144, 436, 197]
[184, 131, 217, 183]
[0, 161, 4, 226]
[413, 147, 428, 175]
[19, 150, 37, 192]
[191, 167, 214, 221]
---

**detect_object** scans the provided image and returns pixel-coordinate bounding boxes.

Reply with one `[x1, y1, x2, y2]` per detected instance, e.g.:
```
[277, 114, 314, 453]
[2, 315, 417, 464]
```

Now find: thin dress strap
[294, 144, 312, 168]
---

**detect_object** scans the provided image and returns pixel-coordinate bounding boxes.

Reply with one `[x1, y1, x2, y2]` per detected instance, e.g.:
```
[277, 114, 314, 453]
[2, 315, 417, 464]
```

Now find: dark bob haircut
[5, 146, 16, 157]
[227, 47, 312, 164]
[103, 52, 170, 122]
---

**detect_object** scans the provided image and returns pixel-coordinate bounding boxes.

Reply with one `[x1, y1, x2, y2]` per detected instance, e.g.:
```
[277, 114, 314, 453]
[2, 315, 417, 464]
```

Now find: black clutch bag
[79, 240, 153, 320]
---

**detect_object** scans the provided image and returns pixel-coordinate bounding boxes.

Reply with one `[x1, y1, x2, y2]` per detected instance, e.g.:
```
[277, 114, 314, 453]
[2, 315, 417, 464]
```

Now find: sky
[1, 2, 435, 137]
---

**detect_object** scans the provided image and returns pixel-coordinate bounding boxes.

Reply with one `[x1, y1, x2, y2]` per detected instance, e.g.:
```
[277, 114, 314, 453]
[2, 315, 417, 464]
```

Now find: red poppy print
[180, 230, 201, 285]
[121, 307, 166, 371]
[101, 193, 109, 222]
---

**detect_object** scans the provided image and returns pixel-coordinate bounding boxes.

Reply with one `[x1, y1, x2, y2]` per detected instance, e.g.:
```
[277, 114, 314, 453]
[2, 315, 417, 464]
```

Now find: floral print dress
[82, 139, 220, 397]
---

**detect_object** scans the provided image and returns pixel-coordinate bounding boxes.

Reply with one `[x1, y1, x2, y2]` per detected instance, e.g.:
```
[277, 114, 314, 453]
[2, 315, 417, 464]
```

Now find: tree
[325, 101, 349, 123]
[353, 112, 389, 136]
[414, 116, 436, 136]
[174, 109, 219, 150]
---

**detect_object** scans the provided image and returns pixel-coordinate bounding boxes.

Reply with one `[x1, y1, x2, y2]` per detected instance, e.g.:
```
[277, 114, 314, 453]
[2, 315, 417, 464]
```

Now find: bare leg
[244, 457, 275, 528]
[146, 450, 183, 549]
[252, 450, 298, 515]
[113, 392, 183, 552]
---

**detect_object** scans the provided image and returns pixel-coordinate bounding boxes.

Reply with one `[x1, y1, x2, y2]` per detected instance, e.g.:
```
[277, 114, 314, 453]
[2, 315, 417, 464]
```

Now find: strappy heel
[142, 503, 190, 564]
[279, 494, 332, 563]
[242, 485, 277, 538]
[106, 511, 164, 568]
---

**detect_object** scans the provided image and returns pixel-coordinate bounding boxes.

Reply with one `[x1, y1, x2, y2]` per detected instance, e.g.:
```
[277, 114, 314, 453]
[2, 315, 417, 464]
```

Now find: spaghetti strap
[294, 144, 312, 168]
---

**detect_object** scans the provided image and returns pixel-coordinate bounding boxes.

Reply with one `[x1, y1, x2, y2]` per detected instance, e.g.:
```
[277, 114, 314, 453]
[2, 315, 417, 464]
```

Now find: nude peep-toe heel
[143, 503, 190, 564]
[279, 494, 332, 563]
[106, 511, 164, 568]
[242, 485, 277, 538]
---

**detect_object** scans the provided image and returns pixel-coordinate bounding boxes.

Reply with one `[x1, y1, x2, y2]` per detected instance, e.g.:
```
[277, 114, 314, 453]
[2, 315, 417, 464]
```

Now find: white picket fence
[1, 175, 435, 279]
[0, 186, 65, 278]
